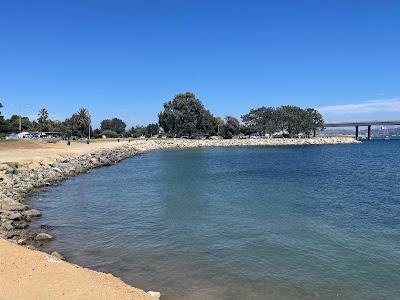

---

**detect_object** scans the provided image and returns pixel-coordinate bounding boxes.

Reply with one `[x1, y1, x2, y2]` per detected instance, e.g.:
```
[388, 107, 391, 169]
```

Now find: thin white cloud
[318, 98, 400, 115]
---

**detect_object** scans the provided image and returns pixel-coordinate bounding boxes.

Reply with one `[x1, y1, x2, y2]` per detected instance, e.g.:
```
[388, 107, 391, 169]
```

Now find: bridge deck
[324, 120, 400, 127]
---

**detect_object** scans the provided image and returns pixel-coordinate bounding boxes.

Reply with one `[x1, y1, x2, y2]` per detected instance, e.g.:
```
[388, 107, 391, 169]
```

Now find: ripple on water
[30, 142, 400, 300]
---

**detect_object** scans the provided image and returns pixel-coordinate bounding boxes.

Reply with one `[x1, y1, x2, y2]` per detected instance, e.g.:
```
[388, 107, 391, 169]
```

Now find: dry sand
[0, 239, 154, 300]
[0, 140, 131, 165]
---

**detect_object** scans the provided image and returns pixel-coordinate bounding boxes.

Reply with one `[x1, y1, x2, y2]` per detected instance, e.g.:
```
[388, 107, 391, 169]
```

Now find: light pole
[87, 121, 91, 144]
[13, 103, 29, 133]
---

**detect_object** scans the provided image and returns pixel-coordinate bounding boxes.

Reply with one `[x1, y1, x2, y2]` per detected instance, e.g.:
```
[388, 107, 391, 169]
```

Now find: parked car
[210, 136, 222, 140]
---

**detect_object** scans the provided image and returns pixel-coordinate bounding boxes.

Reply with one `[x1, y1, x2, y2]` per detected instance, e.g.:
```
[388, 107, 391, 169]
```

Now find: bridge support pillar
[367, 125, 371, 140]
[355, 126, 359, 140]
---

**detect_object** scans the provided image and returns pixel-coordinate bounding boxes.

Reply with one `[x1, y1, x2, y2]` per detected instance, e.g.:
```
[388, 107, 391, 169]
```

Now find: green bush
[101, 130, 119, 138]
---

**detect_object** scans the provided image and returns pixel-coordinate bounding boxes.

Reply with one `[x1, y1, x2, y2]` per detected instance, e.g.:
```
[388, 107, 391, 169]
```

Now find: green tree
[241, 106, 279, 137]
[201, 110, 221, 136]
[221, 116, 240, 139]
[100, 118, 127, 134]
[130, 125, 147, 138]
[75, 108, 91, 138]
[274, 106, 305, 137]
[7, 115, 32, 132]
[303, 108, 324, 137]
[158, 92, 218, 137]
[242, 105, 324, 138]
[47, 120, 66, 133]
[101, 130, 119, 138]
[146, 123, 159, 136]
[38, 108, 49, 131]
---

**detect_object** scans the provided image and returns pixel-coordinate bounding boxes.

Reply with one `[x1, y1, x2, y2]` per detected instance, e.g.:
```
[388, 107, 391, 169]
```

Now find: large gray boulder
[35, 233, 54, 242]
[51, 251, 65, 261]
[23, 209, 42, 218]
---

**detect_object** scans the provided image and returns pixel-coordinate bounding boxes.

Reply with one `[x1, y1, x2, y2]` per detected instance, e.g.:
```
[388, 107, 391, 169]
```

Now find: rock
[0, 201, 27, 211]
[4, 224, 14, 231]
[17, 238, 27, 245]
[8, 212, 22, 220]
[35, 233, 54, 242]
[4, 164, 17, 174]
[51, 251, 65, 260]
[23, 209, 42, 218]
[26, 245, 37, 251]
[147, 291, 161, 299]
[13, 220, 28, 229]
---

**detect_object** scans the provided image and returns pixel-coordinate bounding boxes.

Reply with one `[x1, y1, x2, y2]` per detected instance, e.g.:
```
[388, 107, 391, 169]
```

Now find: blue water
[29, 141, 400, 299]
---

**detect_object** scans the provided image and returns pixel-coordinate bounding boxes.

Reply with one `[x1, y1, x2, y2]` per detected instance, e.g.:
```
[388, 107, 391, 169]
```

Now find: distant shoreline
[0, 137, 359, 300]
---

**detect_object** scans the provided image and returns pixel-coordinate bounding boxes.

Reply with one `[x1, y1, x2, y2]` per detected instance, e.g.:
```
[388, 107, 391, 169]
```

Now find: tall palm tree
[76, 108, 91, 138]
[38, 108, 49, 132]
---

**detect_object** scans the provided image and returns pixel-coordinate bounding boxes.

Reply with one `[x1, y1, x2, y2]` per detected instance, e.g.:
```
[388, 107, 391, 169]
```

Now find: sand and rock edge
[0, 137, 359, 299]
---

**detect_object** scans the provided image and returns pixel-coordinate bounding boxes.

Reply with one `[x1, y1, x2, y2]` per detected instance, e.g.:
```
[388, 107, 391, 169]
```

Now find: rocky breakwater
[0, 144, 140, 249]
[169, 136, 361, 148]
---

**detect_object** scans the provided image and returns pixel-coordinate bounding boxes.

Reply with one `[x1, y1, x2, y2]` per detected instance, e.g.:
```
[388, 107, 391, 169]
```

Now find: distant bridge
[324, 120, 400, 140]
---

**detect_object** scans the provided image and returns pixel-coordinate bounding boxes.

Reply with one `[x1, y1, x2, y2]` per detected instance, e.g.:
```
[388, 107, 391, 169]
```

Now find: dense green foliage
[0, 108, 92, 138]
[241, 105, 324, 137]
[0, 93, 324, 139]
[129, 125, 147, 138]
[99, 129, 119, 138]
[158, 92, 220, 137]
[146, 123, 159, 136]
[221, 116, 241, 139]
[100, 118, 126, 134]
[128, 124, 159, 138]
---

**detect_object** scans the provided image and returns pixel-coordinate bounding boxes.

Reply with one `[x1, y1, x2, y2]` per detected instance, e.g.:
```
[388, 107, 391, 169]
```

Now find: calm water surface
[30, 141, 400, 299]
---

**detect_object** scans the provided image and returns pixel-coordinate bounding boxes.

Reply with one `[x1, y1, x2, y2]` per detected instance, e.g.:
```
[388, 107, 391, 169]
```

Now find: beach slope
[0, 239, 154, 300]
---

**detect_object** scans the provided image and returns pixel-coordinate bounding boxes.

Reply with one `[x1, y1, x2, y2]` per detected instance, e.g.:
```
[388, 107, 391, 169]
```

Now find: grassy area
[0, 139, 24, 144]
[0, 137, 175, 145]
[88, 137, 172, 142]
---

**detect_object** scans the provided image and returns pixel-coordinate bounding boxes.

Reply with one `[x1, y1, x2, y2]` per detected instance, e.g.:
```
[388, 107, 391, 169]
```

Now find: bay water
[29, 141, 400, 299]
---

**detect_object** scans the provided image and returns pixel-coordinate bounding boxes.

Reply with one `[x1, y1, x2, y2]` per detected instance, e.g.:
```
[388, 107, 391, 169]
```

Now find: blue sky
[0, 0, 399, 127]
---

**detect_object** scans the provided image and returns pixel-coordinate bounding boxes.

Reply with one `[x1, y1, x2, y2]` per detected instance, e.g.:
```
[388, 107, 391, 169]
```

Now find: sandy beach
[0, 239, 155, 300]
[0, 137, 359, 299]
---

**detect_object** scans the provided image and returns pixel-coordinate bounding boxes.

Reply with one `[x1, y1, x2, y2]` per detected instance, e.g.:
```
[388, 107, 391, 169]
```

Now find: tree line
[0, 108, 91, 138]
[0, 92, 324, 139]
[157, 92, 324, 138]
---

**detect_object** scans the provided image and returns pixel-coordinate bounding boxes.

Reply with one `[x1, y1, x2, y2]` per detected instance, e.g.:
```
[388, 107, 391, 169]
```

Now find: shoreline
[0, 137, 359, 299]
